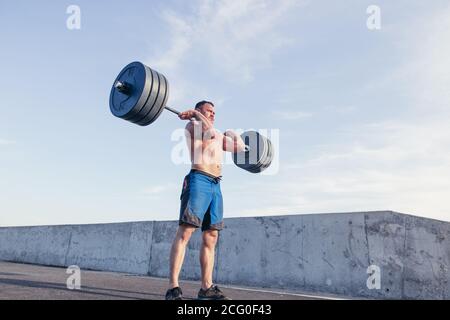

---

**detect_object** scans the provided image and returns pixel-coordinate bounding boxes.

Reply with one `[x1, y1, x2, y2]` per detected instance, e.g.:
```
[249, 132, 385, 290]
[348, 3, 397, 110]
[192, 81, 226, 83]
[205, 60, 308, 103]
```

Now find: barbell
[109, 61, 273, 173]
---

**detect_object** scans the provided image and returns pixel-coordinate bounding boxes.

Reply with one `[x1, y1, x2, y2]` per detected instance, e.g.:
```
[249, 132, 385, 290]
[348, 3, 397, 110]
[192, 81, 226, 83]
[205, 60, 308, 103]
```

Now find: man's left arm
[222, 130, 246, 153]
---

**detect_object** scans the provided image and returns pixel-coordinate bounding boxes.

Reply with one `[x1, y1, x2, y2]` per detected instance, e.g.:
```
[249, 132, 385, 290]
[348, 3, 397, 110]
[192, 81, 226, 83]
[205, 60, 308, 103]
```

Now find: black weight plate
[144, 74, 169, 126]
[264, 140, 274, 169]
[141, 73, 169, 126]
[136, 69, 168, 126]
[121, 65, 153, 121]
[233, 131, 264, 173]
[249, 134, 273, 173]
[141, 72, 168, 125]
[233, 131, 257, 171]
[259, 137, 271, 167]
[250, 151, 265, 172]
[109, 61, 149, 119]
[252, 134, 269, 172]
[127, 67, 159, 123]
[257, 136, 269, 168]
[259, 138, 273, 171]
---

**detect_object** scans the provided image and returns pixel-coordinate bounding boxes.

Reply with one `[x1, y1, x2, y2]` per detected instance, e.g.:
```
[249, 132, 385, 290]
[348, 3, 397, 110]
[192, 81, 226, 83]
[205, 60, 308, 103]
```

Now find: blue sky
[1, 0, 450, 226]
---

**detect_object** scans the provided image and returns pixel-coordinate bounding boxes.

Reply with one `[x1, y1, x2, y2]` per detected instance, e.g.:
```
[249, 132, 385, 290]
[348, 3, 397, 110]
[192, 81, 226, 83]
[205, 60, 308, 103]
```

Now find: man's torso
[186, 123, 223, 177]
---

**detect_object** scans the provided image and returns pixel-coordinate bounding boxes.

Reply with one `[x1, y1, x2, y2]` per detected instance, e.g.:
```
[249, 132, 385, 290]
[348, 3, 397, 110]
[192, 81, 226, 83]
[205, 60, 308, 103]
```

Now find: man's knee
[202, 230, 218, 247]
[177, 224, 196, 244]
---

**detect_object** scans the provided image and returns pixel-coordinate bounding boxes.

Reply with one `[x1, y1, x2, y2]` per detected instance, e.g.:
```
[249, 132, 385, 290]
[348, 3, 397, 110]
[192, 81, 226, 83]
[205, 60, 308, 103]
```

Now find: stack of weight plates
[109, 61, 169, 126]
[233, 131, 274, 173]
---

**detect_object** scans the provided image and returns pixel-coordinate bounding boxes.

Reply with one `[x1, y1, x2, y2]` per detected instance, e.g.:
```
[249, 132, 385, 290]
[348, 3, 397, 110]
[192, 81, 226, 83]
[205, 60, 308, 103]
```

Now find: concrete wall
[0, 211, 449, 299]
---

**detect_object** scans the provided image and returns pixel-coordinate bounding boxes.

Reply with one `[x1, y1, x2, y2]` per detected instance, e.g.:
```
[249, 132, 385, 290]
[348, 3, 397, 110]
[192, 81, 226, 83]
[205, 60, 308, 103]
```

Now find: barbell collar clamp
[114, 81, 130, 95]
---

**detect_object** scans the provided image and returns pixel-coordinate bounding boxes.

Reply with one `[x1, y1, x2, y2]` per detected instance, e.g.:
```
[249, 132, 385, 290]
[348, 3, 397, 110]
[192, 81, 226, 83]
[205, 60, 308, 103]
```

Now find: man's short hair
[195, 100, 214, 110]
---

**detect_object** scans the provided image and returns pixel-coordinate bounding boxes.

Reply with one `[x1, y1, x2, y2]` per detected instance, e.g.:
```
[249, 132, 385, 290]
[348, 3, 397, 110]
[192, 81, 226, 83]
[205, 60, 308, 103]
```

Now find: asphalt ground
[0, 261, 343, 300]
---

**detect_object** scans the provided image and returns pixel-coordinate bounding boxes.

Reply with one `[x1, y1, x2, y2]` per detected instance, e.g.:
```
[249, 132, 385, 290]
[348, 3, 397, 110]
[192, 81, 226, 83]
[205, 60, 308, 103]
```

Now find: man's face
[198, 103, 215, 124]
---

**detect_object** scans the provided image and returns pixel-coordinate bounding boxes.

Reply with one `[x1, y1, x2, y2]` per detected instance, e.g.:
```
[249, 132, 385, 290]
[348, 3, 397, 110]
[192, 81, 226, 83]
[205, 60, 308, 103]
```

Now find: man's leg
[169, 224, 196, 288]
[200, 229, 218, 290]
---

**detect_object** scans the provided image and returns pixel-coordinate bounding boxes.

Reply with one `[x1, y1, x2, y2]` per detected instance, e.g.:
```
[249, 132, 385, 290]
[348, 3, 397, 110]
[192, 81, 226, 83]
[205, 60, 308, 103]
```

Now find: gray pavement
[0, 261, 341, 300]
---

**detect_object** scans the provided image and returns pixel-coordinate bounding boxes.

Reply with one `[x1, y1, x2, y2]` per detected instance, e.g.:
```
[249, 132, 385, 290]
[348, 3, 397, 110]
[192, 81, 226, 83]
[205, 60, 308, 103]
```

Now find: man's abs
[191, 164, 222, 178]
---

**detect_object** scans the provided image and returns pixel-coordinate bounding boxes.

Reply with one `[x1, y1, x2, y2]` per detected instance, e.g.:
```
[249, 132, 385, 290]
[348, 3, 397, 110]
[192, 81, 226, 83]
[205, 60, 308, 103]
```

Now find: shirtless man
[165, 100, 245, 300]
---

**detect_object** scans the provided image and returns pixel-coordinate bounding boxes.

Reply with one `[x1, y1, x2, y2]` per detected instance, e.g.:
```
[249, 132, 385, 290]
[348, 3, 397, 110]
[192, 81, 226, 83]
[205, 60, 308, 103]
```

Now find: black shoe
[165, 287, 183, 300]
[198, 285, 231, 300]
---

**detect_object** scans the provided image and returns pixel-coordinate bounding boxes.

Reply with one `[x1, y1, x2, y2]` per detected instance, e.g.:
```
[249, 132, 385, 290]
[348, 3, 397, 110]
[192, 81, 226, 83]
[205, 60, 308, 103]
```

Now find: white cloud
[272, 110, 312, 120]
[0, 139, 15, 145]
[323, 105, 357, 114]
[255, 117, 450, 222]
[258, 5, 450, 222]
[411, 7, 450, 112]
[149, 11, 193, 73]
[148, 0, 303, 86]
[362, 3, 450, 116]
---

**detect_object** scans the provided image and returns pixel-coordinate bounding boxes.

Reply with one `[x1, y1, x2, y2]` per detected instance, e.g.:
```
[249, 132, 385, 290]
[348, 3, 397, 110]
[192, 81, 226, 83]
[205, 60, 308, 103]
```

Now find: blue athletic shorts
[179, 169, 224, 231]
